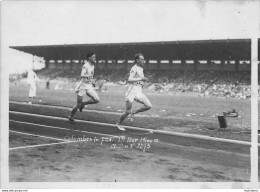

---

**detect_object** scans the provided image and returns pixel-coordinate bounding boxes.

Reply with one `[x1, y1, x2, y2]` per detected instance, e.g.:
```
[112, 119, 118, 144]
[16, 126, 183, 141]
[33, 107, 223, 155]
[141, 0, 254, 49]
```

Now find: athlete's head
[134, 53, 145, 67]
[87, 52, 96, 64]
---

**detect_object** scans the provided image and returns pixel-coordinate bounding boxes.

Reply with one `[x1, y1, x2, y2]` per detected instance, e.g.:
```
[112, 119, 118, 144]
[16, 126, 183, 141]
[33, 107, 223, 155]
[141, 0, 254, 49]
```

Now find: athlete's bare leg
[82, 98, 99, 105]
[68, 95, 83, 123]
[70, 95, 83, 117]
[80, 91, 100, 111]
[118, 101, 132, 125]
[131, 98, 152, 115]
[116, 101, 132, 131]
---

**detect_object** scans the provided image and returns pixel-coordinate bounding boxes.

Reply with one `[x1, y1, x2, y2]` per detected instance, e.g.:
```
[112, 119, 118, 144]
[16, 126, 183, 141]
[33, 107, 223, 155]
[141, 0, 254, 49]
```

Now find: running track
[8, 110, 255, 182]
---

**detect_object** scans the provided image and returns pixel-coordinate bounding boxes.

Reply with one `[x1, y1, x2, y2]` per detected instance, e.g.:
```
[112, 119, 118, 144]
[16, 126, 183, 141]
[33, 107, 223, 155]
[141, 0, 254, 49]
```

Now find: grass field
[9, 82, 256, 142]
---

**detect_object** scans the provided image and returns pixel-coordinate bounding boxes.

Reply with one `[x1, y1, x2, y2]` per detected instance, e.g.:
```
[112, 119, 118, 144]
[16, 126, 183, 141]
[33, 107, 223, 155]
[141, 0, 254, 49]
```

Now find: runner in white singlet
[116, 53, 152, 131]
[68, 53, 100, 124]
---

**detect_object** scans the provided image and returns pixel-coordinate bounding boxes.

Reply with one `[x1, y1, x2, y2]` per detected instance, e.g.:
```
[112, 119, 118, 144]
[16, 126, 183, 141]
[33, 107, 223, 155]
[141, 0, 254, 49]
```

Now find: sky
[1, 0, 260, 73]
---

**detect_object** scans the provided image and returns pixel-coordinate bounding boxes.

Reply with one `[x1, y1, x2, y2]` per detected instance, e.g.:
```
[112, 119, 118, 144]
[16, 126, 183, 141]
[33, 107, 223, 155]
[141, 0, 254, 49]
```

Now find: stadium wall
[45, 60, 254, 72]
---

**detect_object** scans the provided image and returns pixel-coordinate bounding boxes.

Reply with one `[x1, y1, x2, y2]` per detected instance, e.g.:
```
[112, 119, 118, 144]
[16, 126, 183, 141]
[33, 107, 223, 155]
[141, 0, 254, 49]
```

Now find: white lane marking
[9, 111, 255, 146]
[9, 111, 155, 133]
[9, 140, 74, 151]
[154, 130, 254, 146]
[9, 128, 121, 151]
[10, 101, 124, 116]
[9, 130, 66, 142]
[10, 120, 72, 131]
[10, 111, 117, 128]
[9, 101, 152, 118]
[9, 119, 123, 139]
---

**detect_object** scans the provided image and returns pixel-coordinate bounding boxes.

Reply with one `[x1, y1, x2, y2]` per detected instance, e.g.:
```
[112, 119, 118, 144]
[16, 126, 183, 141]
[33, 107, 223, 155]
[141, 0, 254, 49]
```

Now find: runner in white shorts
[68, 53, 100, 124]
[116, 53, 152, 131]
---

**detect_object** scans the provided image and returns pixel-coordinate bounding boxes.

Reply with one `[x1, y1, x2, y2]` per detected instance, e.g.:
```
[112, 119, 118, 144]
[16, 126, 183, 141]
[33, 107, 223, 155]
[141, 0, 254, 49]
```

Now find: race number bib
[135, 81, 144, 86]
[82, 76, 93, 83]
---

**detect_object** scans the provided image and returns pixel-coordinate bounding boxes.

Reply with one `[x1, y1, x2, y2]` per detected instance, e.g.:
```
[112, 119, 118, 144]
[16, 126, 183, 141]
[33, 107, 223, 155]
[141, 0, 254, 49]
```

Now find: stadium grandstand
[10, 38, 260, 99]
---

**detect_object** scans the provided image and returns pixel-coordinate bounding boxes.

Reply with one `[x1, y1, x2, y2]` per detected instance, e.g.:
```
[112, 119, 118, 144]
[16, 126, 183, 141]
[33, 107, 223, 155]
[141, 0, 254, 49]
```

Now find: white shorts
[75, 82, 99, 100]
[125, 85, 151, 106]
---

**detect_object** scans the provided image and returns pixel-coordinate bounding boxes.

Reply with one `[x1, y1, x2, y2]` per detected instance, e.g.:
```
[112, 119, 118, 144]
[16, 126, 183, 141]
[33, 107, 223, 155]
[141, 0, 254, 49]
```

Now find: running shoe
[116, 123, 126, 131]
[68, 116, 76, 124]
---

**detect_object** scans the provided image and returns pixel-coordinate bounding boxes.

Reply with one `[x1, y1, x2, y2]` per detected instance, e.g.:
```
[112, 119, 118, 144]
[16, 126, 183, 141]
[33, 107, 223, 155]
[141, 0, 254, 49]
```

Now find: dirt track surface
[10, 131, 250, 182]
[10, 101, 255, 142]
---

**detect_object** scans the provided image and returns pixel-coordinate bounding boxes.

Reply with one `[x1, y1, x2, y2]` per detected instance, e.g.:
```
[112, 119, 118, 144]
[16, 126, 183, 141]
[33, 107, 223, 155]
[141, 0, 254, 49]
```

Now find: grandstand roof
[9, 39, 259, 60]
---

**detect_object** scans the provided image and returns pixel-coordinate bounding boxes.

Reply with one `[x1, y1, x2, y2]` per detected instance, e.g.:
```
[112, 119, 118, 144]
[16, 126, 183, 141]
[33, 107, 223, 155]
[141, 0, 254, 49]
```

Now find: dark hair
[134, 53, 143, 61]
[87, 52, 95, 59]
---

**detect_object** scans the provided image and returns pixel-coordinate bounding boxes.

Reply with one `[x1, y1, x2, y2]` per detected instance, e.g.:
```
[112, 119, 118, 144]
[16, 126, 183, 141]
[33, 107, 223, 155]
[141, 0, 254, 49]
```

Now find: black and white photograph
[1, 0, 260, 190]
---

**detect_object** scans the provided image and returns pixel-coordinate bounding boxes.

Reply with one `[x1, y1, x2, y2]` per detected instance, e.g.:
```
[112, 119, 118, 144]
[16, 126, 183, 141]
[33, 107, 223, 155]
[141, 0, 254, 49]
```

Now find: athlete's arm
[128, 76, 148, 82]
[128, 76, 141, 82]
[141, 77, 149, 82]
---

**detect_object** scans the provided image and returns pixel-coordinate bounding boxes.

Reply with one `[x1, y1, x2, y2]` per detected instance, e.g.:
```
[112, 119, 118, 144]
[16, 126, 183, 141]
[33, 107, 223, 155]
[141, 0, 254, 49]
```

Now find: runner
[116, 53, 152, 131]
[68, 53, 100, 124]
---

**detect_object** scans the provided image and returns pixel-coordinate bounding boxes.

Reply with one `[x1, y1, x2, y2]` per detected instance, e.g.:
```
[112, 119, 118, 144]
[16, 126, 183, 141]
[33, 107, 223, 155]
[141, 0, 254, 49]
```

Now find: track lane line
[9, 140, 73, 150]
[9, 130, 74, 150]
[9, 119, 123, 139]
[9, 130, 67, 142]
[9, 101, 151, 118]
[9, 111, 256, 146]
[9, 110, 154, 133]
[9, 129, 119, 151]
